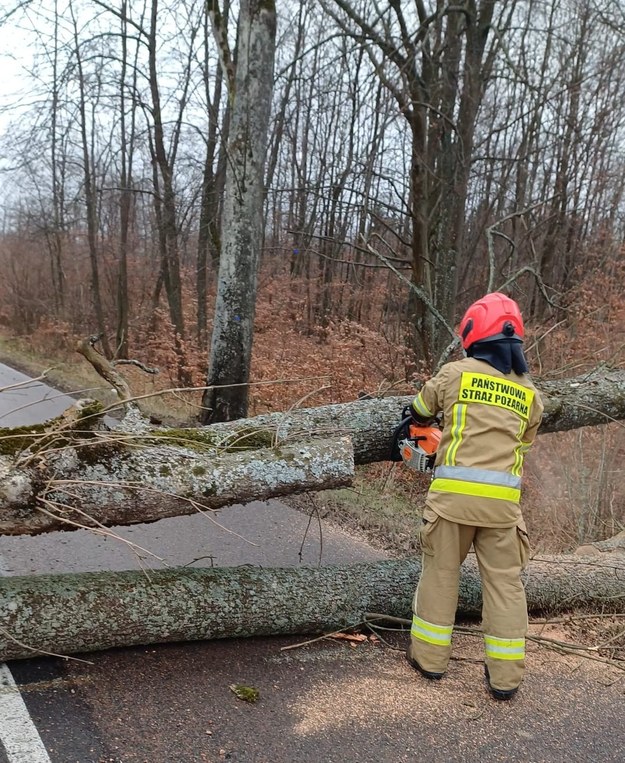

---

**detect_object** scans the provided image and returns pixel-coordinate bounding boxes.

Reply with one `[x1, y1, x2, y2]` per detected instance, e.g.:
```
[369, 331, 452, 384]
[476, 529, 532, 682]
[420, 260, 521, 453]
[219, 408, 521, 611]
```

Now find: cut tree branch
[0, 435, 354, 535]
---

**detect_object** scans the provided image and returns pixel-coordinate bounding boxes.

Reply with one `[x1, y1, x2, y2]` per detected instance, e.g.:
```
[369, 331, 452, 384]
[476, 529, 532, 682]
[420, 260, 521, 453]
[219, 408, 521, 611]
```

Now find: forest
[1, 0, 625, 550]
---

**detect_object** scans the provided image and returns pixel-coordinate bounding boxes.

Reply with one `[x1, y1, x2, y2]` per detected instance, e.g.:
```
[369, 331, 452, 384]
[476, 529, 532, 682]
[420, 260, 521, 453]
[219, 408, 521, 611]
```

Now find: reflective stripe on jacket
[412, 357, 543, 527]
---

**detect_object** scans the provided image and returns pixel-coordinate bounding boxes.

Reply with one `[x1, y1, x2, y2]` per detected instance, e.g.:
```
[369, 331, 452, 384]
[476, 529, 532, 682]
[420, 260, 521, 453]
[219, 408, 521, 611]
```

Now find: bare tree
[320, 1, 517, 362]
[115, 0, 138, 358]
[48, 0, 67, 315]
[146, 0, 188, 345]
[70, 0, 112, 357]
[201, 0, 277, 423]
[195, 0, 230, 343]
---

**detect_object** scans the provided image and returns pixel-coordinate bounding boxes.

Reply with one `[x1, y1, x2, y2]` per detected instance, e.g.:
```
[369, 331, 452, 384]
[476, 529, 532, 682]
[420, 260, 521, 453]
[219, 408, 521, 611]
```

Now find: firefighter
[406, 292, 544, 700]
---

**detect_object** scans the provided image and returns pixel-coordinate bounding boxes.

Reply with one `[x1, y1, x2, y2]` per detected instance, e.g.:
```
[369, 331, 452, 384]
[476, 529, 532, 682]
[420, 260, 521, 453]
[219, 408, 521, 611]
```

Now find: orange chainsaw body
[400, 424, 442, 472]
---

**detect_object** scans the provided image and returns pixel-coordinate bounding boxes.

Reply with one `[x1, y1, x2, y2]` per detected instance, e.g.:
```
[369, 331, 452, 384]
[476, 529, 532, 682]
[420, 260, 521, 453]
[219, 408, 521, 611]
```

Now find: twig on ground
[298, 498, 324, 567]
[279, 621, 367, 652]
[0, 625, 94, 665]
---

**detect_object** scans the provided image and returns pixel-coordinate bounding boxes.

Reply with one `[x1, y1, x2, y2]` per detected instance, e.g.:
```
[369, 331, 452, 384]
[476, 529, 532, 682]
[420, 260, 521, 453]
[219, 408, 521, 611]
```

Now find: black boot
[484, 665, 518, 700]
[405, 650, 444, 680]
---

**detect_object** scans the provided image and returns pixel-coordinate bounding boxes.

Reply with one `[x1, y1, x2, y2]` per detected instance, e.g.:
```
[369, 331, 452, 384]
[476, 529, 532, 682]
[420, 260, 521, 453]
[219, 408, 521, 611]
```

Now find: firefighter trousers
[408, 509, 530, 692]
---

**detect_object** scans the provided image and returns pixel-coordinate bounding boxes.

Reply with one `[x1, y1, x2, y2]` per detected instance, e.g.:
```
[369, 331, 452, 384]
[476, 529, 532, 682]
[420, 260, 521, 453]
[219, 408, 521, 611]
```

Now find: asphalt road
[4, 629, 625, 763]
[0, 365, 93, 427]
[1, 363, 624, 762]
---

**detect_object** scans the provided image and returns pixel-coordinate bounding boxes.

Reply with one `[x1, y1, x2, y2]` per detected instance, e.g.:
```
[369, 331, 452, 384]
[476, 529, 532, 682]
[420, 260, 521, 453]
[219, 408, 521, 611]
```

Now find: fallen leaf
[330, 632, 368, 643]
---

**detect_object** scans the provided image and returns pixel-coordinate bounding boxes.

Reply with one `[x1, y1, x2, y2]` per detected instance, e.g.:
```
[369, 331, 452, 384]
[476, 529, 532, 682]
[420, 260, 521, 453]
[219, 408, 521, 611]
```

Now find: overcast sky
[0, 15, 35, 141]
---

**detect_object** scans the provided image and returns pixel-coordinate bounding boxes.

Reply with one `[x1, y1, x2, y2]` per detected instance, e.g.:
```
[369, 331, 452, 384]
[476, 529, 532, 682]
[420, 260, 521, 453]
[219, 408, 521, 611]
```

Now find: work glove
[405, 403, 435, 426]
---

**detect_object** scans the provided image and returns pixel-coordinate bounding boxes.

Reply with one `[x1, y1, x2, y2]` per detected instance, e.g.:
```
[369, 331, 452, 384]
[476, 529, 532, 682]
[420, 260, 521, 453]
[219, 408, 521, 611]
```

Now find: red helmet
[459, 292, 524, 350]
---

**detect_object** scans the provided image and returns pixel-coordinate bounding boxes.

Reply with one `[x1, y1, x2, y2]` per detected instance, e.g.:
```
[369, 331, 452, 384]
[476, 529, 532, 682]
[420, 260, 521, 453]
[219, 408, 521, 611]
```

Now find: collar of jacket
[467, 339, 529, 375]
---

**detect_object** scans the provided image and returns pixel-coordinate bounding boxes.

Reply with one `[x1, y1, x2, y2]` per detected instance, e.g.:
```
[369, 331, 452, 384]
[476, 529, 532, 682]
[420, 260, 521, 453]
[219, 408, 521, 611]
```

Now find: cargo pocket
[419, 508, 439, 557]
[516, 522, 531, 570]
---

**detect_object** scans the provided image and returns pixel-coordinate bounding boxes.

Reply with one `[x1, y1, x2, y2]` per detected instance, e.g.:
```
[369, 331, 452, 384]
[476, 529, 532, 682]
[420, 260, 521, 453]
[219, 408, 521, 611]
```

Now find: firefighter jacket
[412, 356, 543, 528]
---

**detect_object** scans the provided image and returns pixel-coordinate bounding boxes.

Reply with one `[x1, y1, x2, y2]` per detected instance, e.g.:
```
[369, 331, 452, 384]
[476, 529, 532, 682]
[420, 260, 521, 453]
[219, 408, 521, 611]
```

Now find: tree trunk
[201, 0, 277, 423]
[115, 0, 139, 360]
[71, 4, 111, 358]
[198, 366, 625, 463]
[196, 0, 228, 343]
[1, 553, 623, 661]
[146, 0, 196, 391]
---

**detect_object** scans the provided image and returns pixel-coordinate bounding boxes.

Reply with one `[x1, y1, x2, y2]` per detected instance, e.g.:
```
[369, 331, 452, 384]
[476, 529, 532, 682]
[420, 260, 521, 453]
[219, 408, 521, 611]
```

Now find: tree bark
[71, 3, 112, 359]
[147, 0, 185, 343]
[201, 0, 277, 423]
[1, 553, 623, 661]
[0, 437, 353, 536]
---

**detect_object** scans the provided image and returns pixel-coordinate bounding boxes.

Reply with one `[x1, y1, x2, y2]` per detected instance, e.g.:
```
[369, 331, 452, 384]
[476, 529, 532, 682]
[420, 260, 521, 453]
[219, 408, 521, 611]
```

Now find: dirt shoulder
[0, 334, 192, 426]
[0, 337, 86, 394]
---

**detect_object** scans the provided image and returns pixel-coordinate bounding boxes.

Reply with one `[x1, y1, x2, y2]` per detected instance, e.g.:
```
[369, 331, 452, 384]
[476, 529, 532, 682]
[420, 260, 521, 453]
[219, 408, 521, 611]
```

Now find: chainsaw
[391, 405, 442, 473]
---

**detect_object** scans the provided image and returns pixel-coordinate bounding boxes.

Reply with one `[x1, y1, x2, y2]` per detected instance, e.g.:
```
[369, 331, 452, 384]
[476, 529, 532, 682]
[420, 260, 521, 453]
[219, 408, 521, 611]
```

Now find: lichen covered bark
[0, 436, 353, 535]
[1, 553, 623, 661]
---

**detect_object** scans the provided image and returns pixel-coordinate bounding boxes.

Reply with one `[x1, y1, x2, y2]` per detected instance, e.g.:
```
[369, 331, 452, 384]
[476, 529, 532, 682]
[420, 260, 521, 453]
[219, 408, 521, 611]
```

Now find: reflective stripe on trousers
[484, 634, 525, 661]
[411, 615, 453, 647]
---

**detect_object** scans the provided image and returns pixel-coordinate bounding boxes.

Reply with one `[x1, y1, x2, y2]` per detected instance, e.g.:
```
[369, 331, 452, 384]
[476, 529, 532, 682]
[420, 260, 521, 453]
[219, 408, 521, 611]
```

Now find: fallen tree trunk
[1, 366, 625, 534]
[202, 366, 625, 463]
[1, 554, 623, 661]
[0, 436, 353, 535]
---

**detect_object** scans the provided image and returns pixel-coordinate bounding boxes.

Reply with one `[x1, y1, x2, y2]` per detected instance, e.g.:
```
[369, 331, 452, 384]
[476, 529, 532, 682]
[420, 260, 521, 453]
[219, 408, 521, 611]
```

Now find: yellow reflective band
[412, 394, 432, 418]
[512, 419, 526, 477]
[484, 635, 525, 661]
[459, 372, 534, 421]
[513, 440, 531, 477]
[430, 478, 520, 503]
[445, 403, 467, 466]
[411, 616, 453, 647]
